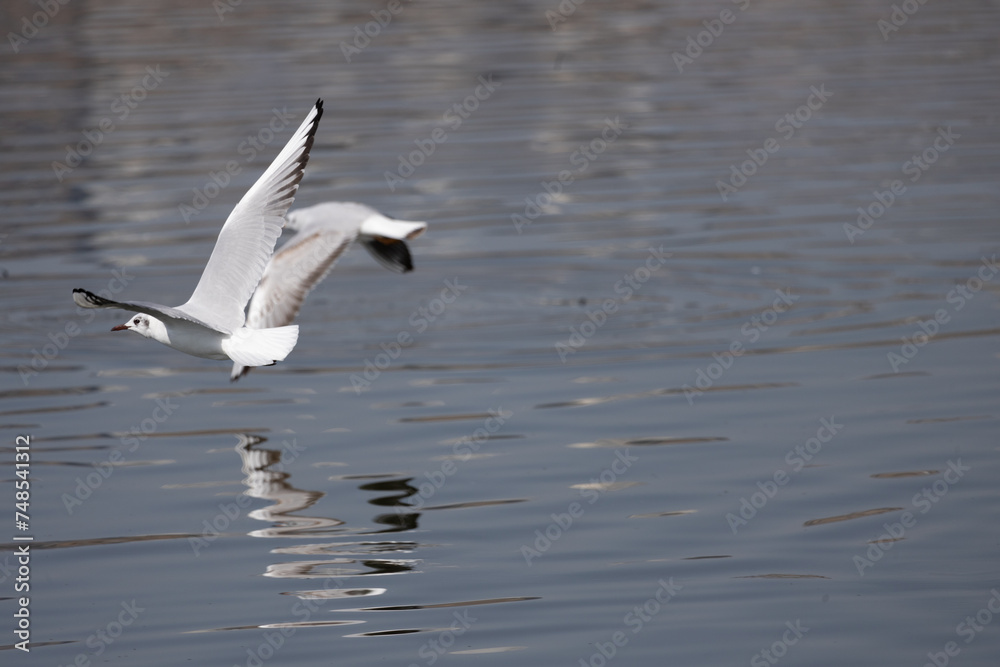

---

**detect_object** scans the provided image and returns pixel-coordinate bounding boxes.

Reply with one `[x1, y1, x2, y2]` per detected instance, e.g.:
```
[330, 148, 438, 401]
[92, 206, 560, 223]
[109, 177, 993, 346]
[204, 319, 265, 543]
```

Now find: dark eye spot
[134, 318, 140, 324]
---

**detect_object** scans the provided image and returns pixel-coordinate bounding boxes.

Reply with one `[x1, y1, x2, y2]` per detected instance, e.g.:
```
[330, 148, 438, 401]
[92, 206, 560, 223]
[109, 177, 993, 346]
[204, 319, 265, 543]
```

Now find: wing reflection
[264, 558, 418, 579]
[191, 435, 541, 635]
[232, 434, 425, 590]
[356, 477, 421, 533]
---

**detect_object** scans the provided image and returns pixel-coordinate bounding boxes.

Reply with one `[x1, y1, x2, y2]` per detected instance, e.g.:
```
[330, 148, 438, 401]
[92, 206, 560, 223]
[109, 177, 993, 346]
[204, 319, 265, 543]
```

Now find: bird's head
[112, 314, 158, 339]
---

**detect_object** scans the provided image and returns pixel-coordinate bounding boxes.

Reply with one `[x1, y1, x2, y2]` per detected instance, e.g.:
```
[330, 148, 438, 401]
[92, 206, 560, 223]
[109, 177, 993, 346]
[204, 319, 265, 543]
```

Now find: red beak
[110, 324, 129, 331]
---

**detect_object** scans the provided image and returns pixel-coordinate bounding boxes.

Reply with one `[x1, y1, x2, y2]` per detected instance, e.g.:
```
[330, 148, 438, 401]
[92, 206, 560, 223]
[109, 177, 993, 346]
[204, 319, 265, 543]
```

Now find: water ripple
[346, 596, 539, 612]
[803, 507, 904, 527]
[570, 436, 726, 449]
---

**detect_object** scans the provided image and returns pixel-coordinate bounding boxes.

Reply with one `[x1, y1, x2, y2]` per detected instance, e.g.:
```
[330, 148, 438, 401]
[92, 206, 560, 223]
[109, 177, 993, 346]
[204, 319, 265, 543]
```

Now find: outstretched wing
[245, 225, 357, 331]
[232, 225, 355, 382]
[72, 288, 217, 330]
[179, 100, 324, 333]
[233, 202, 428, 381]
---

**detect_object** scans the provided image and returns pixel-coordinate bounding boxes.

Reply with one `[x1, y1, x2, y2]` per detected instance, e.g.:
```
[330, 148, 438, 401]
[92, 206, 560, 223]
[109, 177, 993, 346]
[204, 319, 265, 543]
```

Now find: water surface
[2, 1, 999, 665]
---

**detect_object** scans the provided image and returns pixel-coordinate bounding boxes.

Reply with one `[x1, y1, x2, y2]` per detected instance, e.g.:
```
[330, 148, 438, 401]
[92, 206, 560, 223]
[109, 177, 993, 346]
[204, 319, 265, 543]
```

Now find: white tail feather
[224, 325, 298, 380]
[360, 213, 427, 241]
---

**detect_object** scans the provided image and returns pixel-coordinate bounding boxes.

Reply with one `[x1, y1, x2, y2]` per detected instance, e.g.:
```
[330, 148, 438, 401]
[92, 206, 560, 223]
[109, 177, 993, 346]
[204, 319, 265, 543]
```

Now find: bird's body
[231, 201, 427, 380]
[73, 100, 324, 376]
[105, 311, 299, 368]
[121, 314, 227, 360]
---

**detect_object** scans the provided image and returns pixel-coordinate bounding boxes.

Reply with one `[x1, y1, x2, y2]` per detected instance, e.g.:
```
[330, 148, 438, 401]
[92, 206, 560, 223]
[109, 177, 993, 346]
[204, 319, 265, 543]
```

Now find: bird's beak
[110, 324, 130, 331]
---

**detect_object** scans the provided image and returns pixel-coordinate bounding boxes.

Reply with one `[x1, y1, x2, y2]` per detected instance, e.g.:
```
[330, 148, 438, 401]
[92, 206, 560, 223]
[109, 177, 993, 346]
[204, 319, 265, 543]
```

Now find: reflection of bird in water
[232, 435, 423, 584]
[235, 433, 344, 538]
[228, 436, 540, 634]
[356, 475, 422, 534]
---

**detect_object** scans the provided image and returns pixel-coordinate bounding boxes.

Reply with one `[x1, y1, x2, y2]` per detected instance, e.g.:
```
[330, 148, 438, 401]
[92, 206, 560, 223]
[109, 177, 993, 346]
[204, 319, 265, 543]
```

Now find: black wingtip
[72, 288, 112, 308]
[302, 99, 323, 152]
[362, 239, 414, 273]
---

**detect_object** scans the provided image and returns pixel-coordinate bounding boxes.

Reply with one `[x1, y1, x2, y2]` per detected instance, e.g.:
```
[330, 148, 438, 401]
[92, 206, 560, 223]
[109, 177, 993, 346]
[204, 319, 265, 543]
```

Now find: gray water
[2, 1, 999, 665]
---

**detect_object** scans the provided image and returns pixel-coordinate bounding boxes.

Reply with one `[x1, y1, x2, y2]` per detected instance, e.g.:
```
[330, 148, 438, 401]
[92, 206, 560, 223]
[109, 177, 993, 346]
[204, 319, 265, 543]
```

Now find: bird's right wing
[72, 289, 217, 329]
[180, 100, 324, 333]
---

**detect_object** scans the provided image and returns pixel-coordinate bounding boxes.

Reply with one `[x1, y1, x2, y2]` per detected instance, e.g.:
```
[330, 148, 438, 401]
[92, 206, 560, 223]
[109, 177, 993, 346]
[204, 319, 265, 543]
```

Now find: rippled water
[2, 1, 999, 665]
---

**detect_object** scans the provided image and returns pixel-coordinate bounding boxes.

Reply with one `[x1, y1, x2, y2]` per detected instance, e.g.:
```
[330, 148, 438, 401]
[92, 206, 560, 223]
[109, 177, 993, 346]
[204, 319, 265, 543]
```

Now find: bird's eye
[133, 318, 140, 324]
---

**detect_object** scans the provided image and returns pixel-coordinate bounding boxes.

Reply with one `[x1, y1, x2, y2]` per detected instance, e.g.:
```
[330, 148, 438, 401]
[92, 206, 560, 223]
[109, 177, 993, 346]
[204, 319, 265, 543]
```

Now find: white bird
[73, 100, 324, 376]
[231, 201, 427, 381]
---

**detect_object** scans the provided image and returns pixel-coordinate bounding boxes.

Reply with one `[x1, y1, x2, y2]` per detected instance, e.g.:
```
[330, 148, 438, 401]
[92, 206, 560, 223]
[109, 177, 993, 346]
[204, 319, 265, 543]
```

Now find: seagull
[72, 100, 324, 376]
[231, 201, 427, 381]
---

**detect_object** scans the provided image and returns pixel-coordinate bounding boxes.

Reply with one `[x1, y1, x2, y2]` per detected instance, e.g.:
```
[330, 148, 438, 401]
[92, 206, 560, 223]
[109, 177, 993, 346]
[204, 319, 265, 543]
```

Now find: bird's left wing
[245, 224, 357, 331]
[180, 100, 324, 333]
[231, 225, 355, 382]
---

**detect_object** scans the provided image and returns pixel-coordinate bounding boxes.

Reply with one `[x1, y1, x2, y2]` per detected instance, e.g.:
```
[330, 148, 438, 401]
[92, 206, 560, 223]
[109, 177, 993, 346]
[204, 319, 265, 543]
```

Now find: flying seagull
[231, 201, 427, 381]
[73, 100, 324, 376]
